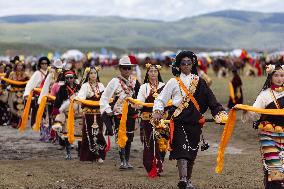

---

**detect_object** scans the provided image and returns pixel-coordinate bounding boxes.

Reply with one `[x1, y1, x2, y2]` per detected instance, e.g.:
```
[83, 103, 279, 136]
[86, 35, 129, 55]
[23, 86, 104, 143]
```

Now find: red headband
[64, 70, 75, 76]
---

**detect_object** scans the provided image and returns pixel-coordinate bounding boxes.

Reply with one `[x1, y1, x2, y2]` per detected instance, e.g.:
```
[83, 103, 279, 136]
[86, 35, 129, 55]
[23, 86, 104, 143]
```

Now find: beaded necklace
[89, 81, 101, 99]
[149, 80, 158, 98]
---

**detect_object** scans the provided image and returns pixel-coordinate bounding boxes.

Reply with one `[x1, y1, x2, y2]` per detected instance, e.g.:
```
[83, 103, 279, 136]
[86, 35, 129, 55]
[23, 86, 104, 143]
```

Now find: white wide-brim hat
[119, 55, 137, 66]
[52, 59, 63, 69]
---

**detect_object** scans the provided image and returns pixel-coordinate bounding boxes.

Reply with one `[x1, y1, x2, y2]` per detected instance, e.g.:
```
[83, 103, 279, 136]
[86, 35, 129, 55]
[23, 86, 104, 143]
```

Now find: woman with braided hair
[8, 59, 29, 128]
[242, 62, 284, 188]
[76, 66, 107, 163]
[137, 63, 168, 177]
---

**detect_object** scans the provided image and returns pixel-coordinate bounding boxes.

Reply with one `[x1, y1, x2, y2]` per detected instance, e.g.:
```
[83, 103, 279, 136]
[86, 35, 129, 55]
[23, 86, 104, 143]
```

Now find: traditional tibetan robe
[137, 82, 167, 175]
[77, 82, 107, 161]
[100, 75, 140, 163]
[23, 69, 48, 127]
[53, 83, 81, 139]
[7, 72, 29, 128]
[243, 87, 284, 185]
[100, 75, 140, 140]
[154, 73, 225, 160]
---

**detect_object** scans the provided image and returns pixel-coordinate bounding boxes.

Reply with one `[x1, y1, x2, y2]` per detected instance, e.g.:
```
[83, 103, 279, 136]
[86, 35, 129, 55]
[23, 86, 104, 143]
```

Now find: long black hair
[143, 65, 163, 84]
[172, 50, 198, 76]
[37, 56, 50, 70]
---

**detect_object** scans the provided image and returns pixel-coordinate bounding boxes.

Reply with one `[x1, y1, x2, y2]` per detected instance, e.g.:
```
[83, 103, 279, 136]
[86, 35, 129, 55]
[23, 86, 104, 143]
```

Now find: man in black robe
[152, 51, 227, 189]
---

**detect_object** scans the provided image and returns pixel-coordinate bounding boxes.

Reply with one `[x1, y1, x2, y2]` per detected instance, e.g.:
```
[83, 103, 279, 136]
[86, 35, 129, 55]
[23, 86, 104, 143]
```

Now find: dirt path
[0, 122, 264, 189]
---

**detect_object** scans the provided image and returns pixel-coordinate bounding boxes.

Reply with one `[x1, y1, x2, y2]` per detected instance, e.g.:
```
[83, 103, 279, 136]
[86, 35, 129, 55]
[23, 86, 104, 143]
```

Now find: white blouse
[100, 76, 136, 115]
[243, 88, 284, 122]
[77, 82, 104, 100]
[23, 69, 48, 97]
[153, 73, 197, 112]
[137, 82, 165, 103]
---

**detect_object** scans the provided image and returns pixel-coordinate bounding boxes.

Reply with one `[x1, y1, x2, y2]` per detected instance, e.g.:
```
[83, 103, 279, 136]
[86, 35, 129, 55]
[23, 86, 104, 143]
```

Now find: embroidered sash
[173, 76, 199, 117]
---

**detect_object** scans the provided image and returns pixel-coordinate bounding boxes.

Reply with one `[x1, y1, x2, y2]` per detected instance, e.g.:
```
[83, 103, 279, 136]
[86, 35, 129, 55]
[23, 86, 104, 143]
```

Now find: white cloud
[0, 0, 283, 21]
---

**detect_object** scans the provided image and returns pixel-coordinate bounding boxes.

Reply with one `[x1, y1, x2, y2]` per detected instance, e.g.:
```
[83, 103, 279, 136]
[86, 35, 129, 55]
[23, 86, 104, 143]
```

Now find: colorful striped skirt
[259, 129, 284, 182]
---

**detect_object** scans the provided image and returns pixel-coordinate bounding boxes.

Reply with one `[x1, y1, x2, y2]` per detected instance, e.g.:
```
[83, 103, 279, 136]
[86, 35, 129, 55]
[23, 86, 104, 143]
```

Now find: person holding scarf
[136, 63, 168, 177]
[8, 59, 29, 128]
[52, 70, 80, 160]
[100, 55, 140, 170]
[152, 51, 227, 189]
[37, 59, 64, 142]
[23, 57, 49, 127]
[242, 62, 284, 188]
[76, 66, 107, 163]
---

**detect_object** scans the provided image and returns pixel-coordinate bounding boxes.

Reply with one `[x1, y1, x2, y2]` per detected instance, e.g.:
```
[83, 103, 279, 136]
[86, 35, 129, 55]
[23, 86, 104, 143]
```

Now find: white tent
[136, 52, 151, 60]
[207, 51, 227, 57]
[0, 56, 10, 62]
[61, 49, 85, 61]
[229, 49, 243, 57]
[161, 50, 175, 57]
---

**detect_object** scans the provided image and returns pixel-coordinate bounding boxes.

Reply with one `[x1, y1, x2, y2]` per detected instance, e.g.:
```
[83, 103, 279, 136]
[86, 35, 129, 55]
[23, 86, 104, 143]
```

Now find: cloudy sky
[0, 0, 284, 21]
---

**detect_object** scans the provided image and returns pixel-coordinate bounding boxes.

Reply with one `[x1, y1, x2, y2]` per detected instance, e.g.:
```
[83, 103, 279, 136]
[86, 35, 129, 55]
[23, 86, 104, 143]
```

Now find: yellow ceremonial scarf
[18, 88, 42, 132]
[1, 77, 28, 85]
[66, 97, 171, 146]
[67, 98, 111, 144]
[229, 82, 235, 103]
[215, 104, 284, 174]
[117, 97, 172, 148]
[33, 95, 56, 132]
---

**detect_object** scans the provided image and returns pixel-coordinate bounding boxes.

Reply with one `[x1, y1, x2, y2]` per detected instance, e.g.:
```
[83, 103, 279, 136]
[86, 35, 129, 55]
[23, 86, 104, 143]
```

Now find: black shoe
[65, 154, 72, 160]
[125, 162, 134, 169]
[177, 181, 187, 189]
[187, 180, 195, 189]
[119, 161, 127, 170]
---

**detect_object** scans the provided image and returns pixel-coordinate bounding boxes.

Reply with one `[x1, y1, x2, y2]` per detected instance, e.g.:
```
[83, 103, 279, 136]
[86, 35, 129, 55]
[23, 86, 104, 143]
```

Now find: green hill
[0, 10, 283, 53]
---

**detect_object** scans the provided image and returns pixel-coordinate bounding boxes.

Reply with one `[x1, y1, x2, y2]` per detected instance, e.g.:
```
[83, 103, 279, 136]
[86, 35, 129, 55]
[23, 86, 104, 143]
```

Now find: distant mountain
[0, 10, 283, 52]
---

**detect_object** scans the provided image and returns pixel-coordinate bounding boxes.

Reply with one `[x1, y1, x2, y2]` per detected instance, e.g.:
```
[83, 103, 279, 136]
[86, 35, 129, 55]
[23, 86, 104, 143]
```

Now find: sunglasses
[180, 60, 192, 66]
[121, 66, 132, 70]
[65, 76, 74, 79]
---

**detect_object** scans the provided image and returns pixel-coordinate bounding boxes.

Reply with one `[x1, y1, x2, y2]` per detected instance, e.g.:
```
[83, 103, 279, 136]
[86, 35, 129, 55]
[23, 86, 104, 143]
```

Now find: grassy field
[0, 10, 284, 52]
[0, 67, 268, 189]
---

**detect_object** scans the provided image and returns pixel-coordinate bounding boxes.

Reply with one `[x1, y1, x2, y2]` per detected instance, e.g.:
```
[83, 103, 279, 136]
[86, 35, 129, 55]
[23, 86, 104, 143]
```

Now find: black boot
[119, 148, 127, 170]
[125, 141, 133, 169]
[187, 160, 195, 189]
[65, 139, 72, 160]
[77, 141, 81, 158]
[177, 159, 188, 189]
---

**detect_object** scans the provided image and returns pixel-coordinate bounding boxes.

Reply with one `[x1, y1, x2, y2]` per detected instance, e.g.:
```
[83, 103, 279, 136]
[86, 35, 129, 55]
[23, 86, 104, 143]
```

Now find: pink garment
[50, 83, 61, 96]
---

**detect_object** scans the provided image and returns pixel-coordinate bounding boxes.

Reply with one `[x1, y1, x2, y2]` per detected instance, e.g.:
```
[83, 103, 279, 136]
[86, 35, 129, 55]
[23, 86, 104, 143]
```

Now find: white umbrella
[208, 51, 227, 57]
[0, 56, 10, 62]
[230, 49, 243, 57]
[62, 49, 84, 61]
[161, 50, 175, 57]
